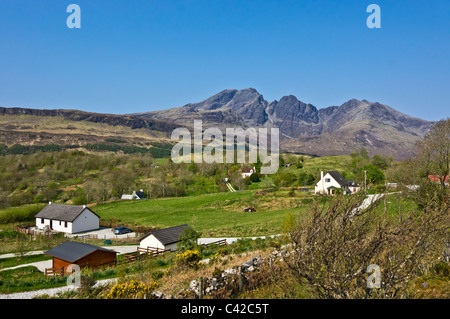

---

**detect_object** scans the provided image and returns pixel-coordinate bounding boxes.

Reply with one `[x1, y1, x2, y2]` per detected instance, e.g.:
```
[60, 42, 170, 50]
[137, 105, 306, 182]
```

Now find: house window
[65, 222, 68, 228]
[41, 218, 44, 224]
[325, 178, 331, 183]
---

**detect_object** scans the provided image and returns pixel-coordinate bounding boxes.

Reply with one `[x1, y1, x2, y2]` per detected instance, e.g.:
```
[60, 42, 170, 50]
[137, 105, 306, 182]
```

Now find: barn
[45, 241, 118, 274]
[35, 202, 100, 234]
[139, 224, 193, 252]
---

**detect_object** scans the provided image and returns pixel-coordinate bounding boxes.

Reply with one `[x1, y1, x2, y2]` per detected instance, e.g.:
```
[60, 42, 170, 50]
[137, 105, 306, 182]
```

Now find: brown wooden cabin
[45, 241, 118, 274]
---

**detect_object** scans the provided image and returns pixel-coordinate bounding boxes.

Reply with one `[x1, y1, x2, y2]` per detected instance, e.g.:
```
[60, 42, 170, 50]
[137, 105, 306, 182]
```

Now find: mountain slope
[0, 106, 181, 148]
[0, 89, 433, 160]
[133, 88, 433, 159]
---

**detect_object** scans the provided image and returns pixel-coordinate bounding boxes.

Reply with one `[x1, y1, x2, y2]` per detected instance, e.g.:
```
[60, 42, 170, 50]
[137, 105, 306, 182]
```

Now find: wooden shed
[45, 241, 118, 275]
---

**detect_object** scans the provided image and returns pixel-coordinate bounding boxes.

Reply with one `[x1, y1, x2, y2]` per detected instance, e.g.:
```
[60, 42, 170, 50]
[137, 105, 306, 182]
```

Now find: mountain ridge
[131, 88, 433, 159]
[0, 88, 434, 160]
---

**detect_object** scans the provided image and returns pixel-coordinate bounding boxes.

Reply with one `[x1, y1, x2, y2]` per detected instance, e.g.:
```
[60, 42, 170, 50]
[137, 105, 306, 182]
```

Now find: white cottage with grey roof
[35, 202, 100, 234]
[315, 171, 361, 195]
[139, 224, 193, 251]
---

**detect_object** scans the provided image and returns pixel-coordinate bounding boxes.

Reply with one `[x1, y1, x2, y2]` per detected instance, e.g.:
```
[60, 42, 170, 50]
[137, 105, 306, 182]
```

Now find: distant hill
[0, 106, 180, 154]
[132, 88, 434, 159]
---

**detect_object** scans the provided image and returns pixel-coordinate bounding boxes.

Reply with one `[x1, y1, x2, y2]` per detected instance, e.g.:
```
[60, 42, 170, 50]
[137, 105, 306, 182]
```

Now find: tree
[282, 193, 449, 299]
[107, 169, 136, 198]
[249, 172, 260, 182]
[177, 226, 201, 251]
[371, 154, 392, 170]
[415, 118, 450, 190]
[349, 149, 370, 173]
[359, 164, 385, 185]
[83, 179, 110, 203]
[359, 147, 370, 160]
[296, 156, 304, 169]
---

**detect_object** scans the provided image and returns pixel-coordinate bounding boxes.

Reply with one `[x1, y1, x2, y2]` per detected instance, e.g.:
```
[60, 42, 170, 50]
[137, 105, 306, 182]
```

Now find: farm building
[45, 241, 118, 274]
[139, 224, 193, 252]
[428, 175, 449, 185]
[241, 167, 256, 179]
[121, 189, 146, 200]
[315, 171, 361, 195]
[35, 202, 100, 234]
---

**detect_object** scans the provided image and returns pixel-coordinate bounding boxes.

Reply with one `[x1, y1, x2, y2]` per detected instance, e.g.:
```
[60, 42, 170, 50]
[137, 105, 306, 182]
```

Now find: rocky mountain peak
[131, 89, 433, 159]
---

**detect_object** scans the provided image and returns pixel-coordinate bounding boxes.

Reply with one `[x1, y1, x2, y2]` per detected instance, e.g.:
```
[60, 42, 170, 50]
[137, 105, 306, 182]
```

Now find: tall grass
[0, 204, 45, 224]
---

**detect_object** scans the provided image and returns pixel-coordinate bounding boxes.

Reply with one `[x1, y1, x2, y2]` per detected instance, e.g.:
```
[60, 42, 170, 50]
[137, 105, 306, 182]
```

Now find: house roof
[326, 171, 349, 187]
[136, 190, 145, 198]
[139, 224, 192, 245]
[121, 190, 145, 200]
[35, 203, 100, 222]
[348, 181, 360, 187]
[45, 241, 117, 263]
[241, 167, 255, 173]
[428, 175, 449, 183]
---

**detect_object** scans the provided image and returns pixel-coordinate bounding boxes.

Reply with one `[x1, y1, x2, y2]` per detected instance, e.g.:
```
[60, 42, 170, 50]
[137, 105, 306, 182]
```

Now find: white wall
[36, 217, 72, 233]
[35, 209, 99, 234]
[139, 234, 178, 252]
[315, 173, 343, 194]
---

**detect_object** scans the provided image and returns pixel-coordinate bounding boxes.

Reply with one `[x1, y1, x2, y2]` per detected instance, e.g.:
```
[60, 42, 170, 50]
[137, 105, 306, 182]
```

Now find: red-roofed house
[241, 167, 256, 178]
[428, 175, 449, 185]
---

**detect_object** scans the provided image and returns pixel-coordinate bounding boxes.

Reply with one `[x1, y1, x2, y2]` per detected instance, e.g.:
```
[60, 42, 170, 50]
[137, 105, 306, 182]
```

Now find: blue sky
[0, 0, 449, 121]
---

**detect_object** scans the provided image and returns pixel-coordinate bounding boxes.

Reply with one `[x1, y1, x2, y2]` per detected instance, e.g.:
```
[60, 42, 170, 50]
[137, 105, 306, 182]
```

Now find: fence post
[269, 257, 273, 278]
[199, 277, 204, 299]
[239, 266, 244, 292]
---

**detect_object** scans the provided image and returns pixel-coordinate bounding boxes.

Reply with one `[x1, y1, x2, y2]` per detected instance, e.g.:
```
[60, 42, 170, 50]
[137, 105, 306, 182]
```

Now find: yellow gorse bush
[106, 280, 158, 299]
[175, 249, 201, 268]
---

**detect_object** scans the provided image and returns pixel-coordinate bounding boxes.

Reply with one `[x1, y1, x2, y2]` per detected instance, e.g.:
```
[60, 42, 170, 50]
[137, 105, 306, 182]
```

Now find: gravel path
[0, 278, 118, 299]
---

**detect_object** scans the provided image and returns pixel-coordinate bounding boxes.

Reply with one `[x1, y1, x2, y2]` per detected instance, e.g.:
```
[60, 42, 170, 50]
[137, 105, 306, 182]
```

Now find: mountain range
[132, 88, 433, 160]
[0, 88, 434, 160]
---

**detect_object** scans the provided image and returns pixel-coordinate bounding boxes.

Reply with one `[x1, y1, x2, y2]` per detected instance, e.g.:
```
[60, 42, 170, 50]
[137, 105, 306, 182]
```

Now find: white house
[121, 189, 145, 200]
[315, 171, 360, 195]
[138, 224, 193, 252]
[35, 202, 100, 234]
[241, 167, 256, 179]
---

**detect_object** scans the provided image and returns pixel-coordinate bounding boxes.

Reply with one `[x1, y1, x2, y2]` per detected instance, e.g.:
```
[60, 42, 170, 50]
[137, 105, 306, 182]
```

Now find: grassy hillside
[0, 108, 181, 147]
[93, 190, 315, 237]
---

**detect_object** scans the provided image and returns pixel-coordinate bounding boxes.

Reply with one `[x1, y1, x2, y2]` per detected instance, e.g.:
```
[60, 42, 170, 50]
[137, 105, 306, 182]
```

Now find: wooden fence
[14, 225, 67, 238]
[202, 239, 229, 248]
[44, 267, 65, 277]
[44, 261, 117, 277]
[137, 246, 171, 256]
[118, 246, 171, 265]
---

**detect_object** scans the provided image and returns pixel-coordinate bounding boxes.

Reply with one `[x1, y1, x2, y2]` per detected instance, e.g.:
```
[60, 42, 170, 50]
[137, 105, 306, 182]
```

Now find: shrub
[106, 280, 158, 299]
[434, 262, 450, 276]
[151, 270, 164, 280]
[175, 249, 201, 268]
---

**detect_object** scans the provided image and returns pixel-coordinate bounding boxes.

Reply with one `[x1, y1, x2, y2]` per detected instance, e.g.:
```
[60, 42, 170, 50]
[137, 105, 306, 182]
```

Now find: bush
[434, 262, 450, 276]
[175, 249, 201, 268]
[106, 280, 158, 299]
[0, 230, 24, 240]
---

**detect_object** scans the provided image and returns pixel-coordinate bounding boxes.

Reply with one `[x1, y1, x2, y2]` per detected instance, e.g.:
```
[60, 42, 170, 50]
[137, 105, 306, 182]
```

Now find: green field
[93, 190, 313, 237]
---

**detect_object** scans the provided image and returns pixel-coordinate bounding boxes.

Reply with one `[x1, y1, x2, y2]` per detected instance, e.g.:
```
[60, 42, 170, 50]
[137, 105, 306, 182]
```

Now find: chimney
[82, 205, 86, 208]
[321, 171, 324, 194]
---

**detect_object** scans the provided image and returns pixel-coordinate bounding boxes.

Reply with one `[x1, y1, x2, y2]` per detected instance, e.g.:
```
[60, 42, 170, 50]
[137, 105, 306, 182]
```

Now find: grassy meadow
[92, 190, 316, 237]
